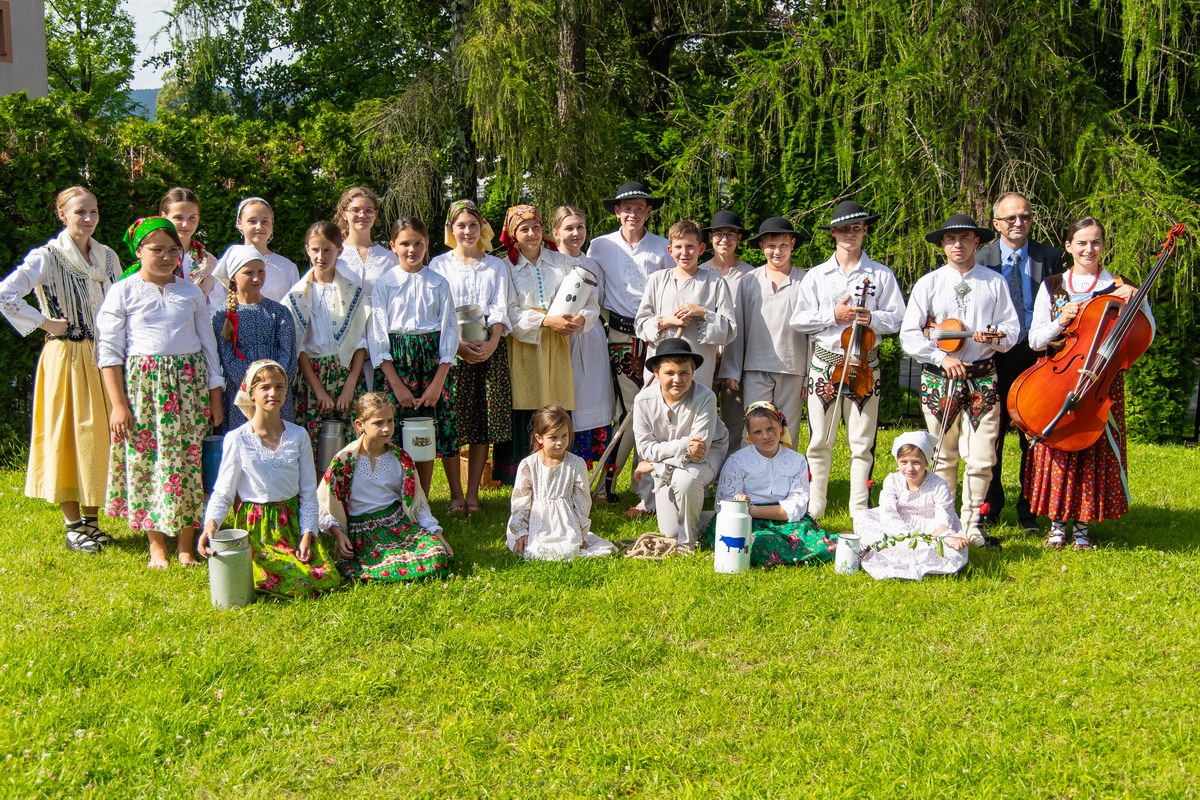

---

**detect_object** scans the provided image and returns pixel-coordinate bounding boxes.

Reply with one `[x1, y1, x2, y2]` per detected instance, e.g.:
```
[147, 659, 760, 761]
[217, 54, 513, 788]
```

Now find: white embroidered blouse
[204, 422, 319, 534]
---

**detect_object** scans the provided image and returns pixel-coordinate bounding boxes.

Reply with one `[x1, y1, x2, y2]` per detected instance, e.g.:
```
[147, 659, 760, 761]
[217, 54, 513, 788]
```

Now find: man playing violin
[975, 192, 1063, 534]
[899, 214, 1021, 547]
[789, 200, 906, 520]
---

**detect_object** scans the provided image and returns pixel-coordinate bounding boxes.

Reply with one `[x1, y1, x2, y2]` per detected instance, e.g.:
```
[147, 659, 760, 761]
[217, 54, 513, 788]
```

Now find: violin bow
[929, 378, 957, 473]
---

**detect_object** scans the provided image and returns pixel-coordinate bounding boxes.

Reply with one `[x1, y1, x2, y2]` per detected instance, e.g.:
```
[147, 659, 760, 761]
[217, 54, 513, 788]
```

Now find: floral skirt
[572, 425, 612, 470]
[338, 501, 453, 582]
[704, 512, 835, 567]
[454, 338, 513, 445]
[106, 353, 210, 533]
[26, 338, 111, 507]
[237, 496, 341, 598]
[1025, 379, 1130, 523]
[294, 353, 365, 455]
[374, 332, 459, 458]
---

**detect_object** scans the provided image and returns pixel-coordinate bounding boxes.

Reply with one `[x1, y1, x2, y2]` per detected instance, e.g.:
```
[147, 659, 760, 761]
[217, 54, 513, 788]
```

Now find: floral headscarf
[500, 204, 557, 265]
[234, 359, 286, 419]
[444, 199, 496, 252]
[743, 400, 791, 447]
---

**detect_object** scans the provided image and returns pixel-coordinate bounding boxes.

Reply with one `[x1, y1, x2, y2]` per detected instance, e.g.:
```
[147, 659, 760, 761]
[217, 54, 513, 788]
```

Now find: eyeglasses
[349, 208, 378, 217]
[145, 247, 183, 259]
[995, 214, 1032, 225]
[710, 232, 740, 241]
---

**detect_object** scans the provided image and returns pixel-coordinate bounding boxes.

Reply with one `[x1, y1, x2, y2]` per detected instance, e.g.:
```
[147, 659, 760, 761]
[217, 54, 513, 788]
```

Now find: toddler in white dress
[506, 406, 618, 561]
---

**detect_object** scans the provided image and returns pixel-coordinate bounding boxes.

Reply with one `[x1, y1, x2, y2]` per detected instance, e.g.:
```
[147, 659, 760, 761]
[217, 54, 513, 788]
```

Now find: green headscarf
[120, 216, 179, 279]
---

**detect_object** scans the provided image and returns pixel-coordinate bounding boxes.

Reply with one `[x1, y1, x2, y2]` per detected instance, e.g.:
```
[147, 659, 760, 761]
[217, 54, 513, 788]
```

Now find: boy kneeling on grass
[632, 338, 728, 554]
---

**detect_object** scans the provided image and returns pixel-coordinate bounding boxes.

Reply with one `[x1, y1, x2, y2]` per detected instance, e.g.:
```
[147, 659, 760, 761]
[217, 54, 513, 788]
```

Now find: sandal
[79, 517, 113, 548]
[65, 522, 102, 554]
[1043, 533, 1065, 550]
[1071, 522, 1095, 551]
[447, 499, 467, 516]
[465, 500, 483, 515]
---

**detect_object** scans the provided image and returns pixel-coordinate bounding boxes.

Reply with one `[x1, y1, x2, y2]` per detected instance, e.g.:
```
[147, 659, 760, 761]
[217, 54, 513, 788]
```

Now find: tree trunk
[554, 0, 586, 202]
[449, 0, 479, 203]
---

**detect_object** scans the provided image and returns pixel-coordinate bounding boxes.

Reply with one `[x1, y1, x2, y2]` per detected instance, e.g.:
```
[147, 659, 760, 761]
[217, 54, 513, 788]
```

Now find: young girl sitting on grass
[286, 221, 369, 456]
[368, 216, 461, 501]
[212, 244, 297, 431]
[318, 392, 454, 582]
[705, 401, 834, 567]
[506, 405, 617, 561]
[98, 217, 224, 569]
[853, 431, 969, 580]
[199, 359, 341, 598]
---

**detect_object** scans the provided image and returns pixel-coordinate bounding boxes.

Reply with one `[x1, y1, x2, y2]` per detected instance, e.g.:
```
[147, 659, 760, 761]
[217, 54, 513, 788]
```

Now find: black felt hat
[701, 209, 748, 234]
[746, 216, 801, 248]
[645, 337, 705, 372]
[924, 214, 995, 246]
[817, 200, 881, 230]
[602, 181, 667, 214]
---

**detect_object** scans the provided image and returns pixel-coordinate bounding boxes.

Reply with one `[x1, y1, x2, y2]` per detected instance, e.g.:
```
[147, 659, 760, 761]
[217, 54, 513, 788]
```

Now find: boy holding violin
[899, 214, 1020, 547]
[789, 201, 906, 520]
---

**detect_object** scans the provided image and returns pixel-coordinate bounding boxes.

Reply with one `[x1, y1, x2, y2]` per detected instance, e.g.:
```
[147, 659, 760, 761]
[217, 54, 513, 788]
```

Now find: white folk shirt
[428, 251, 512, 333]
[204, 422, 319, 534]
[634, 267, 735, 387]
[337, 244, 398, 296]
[96, 275, 225, 389]
[899, 264, 1019, 367]
[586, 229, 673, 320]
[789, 252, 906, 353]
[633, 382, 729, 481]
[507, 248, 600, 344]
[367, 267, 459, 367]
[718, 266, 809, 378]
[303, 281, 368, 359]
[209, 249, 302, 310]
[318, 449, 441, 533]
[715, 445, 811, 522]
[1027, 269, 1156, 351]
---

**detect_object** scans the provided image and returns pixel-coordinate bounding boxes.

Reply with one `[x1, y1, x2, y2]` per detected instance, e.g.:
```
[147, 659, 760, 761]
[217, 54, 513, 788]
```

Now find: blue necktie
[1005, 251, 1026, 342]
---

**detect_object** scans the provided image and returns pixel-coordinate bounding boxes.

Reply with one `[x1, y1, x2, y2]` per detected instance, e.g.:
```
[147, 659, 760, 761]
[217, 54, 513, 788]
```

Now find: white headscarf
[212, 244, 265, 290]
[891, 431, 936, 462]
[234, 359, 286, 419]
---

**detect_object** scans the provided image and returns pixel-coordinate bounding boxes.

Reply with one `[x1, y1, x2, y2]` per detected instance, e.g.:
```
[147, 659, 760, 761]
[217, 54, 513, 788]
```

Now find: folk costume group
[0, 182, 1149, 593]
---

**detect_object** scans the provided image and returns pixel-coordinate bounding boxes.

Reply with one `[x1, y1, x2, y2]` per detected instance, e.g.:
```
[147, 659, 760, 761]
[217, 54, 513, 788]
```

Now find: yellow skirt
[508, 332, 575, 410]
[25, 339, 112, 507]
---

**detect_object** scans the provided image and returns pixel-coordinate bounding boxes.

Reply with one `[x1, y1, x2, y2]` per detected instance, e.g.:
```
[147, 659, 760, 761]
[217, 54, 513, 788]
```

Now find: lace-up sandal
[79, 515, 114, 548]
[1044, 521, 1067, 550]
[1071, 522, 1095, 551]
[65, 521, 101, 554]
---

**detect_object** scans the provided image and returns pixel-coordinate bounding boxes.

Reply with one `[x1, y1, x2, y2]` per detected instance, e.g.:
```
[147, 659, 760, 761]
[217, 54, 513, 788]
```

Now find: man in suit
[975, 192, 1063, 534]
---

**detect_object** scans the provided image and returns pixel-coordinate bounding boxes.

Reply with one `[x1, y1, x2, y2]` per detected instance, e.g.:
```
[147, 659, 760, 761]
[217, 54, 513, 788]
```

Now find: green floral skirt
[338, 501, 453, 582]
[236, 496, 341, 598]
[374, 331, 459, 458]
[293, 353, 365, 456]
[704, 510, 836, 567]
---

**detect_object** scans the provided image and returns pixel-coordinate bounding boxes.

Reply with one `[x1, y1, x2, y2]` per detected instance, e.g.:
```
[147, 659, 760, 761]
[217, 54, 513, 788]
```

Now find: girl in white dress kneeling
[506, 405, 617, 561]
[854, 431, 969, 580]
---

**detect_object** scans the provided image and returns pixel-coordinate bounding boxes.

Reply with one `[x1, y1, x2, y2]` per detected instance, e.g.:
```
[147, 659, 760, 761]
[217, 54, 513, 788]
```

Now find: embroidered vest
[1040, 272, 1127, 356]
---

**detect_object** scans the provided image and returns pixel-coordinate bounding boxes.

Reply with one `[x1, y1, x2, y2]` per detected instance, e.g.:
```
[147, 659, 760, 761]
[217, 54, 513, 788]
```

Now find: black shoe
[1018, 516, 1040, 535]
[981, 533, 1003, 550]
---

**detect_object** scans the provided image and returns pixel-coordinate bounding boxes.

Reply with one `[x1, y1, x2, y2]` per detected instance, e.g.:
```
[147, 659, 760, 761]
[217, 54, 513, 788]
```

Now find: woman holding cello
[1021, 217, 1153, 550]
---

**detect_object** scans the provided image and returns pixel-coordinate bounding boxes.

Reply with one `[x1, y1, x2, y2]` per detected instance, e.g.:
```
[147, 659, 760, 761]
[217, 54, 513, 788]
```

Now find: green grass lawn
[1, 429, 1198, 798]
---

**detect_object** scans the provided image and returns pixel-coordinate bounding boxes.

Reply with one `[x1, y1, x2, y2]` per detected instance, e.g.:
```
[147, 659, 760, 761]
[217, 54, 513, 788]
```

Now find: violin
[828, 278, 877, 397]
[1008, 223, 1185, 451]
[922, 317, 1006, 353]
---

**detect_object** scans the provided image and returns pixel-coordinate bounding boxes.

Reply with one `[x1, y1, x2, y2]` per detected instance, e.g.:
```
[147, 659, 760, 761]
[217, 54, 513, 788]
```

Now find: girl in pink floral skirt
[198, 359, 340, 597]
[98, 217, 225, 569]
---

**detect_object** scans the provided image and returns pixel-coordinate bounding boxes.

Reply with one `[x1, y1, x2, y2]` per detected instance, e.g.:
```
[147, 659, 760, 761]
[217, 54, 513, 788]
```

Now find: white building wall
[0, 0, 48, 98]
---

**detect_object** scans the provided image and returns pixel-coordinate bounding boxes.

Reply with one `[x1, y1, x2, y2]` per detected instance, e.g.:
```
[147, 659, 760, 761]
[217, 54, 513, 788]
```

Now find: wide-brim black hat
[925, 214, 995, 245]
[817, 200, 881, 230]
[645, 337, 705, 372]
[701, 209, 748, 234]
[746, 216, 801, 248]
[602, 182, 667, 214]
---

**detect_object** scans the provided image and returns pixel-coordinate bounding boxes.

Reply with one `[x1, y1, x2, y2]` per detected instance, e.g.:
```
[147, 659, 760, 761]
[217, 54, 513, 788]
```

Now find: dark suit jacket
[975, 238, 1064, 289]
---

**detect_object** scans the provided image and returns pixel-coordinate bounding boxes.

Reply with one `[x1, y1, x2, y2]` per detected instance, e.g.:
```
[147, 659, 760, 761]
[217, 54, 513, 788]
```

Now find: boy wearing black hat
[633, 339, 729, 553]
[899, 214, 1020, 546]
[588, 182, 673, 510]
[717, 216, 810, 450]
[701, 210, 755, 451]
[789, 200, 906, 520]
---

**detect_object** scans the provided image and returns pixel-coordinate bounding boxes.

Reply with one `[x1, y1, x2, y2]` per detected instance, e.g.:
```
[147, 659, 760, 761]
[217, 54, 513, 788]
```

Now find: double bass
[1007, 223, 1185, 451]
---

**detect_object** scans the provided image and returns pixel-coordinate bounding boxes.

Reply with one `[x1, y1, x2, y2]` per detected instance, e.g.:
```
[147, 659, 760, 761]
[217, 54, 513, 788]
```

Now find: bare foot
[147, 530, 170, 570]
[148, 554, 169, 570]
[178, 552, 200, 567]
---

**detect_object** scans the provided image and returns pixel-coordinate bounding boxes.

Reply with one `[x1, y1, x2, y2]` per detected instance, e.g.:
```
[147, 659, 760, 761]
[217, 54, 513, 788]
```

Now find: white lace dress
[506, 451, 617, 560]
[853, 472, 968, 580]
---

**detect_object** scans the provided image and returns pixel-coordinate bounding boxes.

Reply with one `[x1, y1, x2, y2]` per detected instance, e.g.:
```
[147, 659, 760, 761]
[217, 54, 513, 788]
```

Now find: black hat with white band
[924, 213, 995, 246]
[817, 200, 881, 230]
[603, 182, 667, 214]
